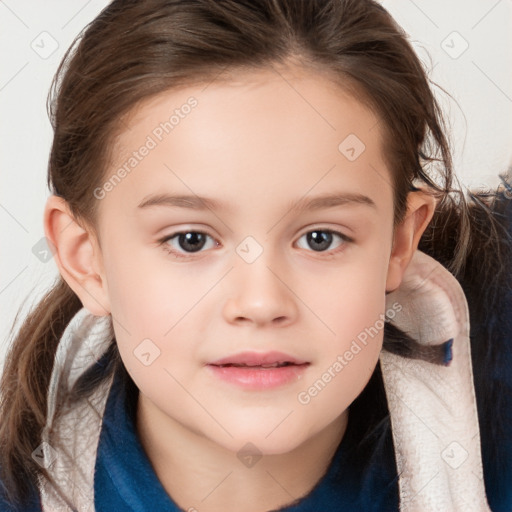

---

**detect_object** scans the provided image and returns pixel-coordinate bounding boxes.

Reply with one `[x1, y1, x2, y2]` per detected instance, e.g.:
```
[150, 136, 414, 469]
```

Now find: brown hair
[1, 0, 510, 507]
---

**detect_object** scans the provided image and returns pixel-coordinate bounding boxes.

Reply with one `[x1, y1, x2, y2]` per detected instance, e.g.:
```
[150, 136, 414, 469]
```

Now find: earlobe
[43, 195, 111, 316]
[385, 190, 437, 293]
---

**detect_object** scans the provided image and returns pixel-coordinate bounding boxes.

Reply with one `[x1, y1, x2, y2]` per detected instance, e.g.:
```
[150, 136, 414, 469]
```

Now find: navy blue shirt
[93, 364, 399, 511]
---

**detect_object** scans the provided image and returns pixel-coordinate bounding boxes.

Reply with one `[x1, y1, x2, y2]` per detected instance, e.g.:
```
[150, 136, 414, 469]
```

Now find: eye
[158, 227, 353, 260]
[159, 230, 218, 259]
[295, 228, 353, 255]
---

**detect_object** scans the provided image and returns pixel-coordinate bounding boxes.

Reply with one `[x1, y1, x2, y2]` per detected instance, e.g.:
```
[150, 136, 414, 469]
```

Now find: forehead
[113, 64, 384, 154]
[98, 66, 391, 222]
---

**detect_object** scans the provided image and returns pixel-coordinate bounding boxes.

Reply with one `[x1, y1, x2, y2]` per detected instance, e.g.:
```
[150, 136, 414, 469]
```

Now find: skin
[44, 64, 435, 512]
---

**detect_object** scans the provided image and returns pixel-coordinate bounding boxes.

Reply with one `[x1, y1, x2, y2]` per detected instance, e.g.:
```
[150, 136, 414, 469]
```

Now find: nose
[223, 253, 298, 328]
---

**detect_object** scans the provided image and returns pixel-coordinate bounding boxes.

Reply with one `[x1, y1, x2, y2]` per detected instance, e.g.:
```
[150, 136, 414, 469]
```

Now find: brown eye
[296, 229, 353, 254]
[160, 231, 217, 259]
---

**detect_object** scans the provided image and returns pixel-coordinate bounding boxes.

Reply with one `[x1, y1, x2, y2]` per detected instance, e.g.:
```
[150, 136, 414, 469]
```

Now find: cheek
[102, 239, 208, 331]
[303, 245, 389, 345]
[101, 244, 209, 386]
[294, 250, 387, 418]
[296, 333, 382, 435]
[296, 293, 385, 431]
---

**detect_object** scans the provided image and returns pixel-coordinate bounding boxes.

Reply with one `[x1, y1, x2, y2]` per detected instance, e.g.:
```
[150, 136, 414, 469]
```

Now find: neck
[136, 394, 349, 512]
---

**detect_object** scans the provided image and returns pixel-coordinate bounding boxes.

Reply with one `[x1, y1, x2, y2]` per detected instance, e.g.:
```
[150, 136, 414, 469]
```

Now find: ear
[43, 195, 111, 316]
[386, 189, 437, 293]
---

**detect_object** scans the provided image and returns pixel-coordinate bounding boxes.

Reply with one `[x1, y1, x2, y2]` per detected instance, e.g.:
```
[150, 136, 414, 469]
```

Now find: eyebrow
[137, 191, 377, 213]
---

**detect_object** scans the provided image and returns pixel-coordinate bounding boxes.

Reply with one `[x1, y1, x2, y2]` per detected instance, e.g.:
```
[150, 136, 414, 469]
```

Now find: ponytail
[0, 277, 81, 506]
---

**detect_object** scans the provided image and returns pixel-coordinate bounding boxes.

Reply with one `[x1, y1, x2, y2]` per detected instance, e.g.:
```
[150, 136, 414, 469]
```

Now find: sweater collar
[380, 249, 490, 511]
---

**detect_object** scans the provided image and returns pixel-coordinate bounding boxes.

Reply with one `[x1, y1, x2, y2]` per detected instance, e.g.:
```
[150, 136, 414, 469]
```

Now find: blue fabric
[0, 478, 40, 512]
[93, 365, 399, 511]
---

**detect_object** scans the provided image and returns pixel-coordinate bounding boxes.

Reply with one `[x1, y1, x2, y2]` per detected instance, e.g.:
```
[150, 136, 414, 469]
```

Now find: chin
[218, 424, 309, 457]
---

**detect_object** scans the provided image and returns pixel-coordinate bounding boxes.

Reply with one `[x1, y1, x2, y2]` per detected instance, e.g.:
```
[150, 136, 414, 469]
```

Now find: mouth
[207, 350, 309, 368]
[206, 351, 310, 389]
[212, 361, 304, 369]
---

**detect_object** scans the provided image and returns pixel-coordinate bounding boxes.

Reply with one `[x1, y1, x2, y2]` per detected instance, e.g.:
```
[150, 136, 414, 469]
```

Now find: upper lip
[208, 350, 309, 366]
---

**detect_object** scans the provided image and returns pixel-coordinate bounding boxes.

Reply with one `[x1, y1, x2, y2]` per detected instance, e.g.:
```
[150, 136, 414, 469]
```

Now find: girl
[1, 0, 511, 511]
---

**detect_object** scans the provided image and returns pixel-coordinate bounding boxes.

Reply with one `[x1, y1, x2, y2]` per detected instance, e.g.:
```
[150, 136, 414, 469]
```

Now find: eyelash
[158, 228, 354, 260]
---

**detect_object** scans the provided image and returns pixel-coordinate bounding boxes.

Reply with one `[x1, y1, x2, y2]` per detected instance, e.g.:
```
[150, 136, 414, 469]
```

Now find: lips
[206, 350, 310, 390]
[208, 350, 309, 368]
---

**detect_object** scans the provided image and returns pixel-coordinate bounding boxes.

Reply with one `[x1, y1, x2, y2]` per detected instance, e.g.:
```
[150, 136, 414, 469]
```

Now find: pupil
[308, 231, 331, 251]
[179, 232, 206, 252]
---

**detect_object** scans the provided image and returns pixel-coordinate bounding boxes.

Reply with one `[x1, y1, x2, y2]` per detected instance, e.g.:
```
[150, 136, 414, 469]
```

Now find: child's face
[94, 67, 395, 454]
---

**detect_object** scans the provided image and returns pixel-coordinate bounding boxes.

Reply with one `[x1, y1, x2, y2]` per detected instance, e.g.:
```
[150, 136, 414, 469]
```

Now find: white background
[1, 0, 511, 370]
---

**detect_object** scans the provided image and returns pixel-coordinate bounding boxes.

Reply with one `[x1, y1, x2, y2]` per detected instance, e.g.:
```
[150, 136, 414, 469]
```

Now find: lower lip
[206, 363, 309, 390]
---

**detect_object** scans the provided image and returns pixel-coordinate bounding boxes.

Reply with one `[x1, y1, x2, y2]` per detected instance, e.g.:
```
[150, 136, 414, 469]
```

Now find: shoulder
[0, 467, 41, 512]
[461, 186, 512, 511]
[0, 487, 41, 512]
